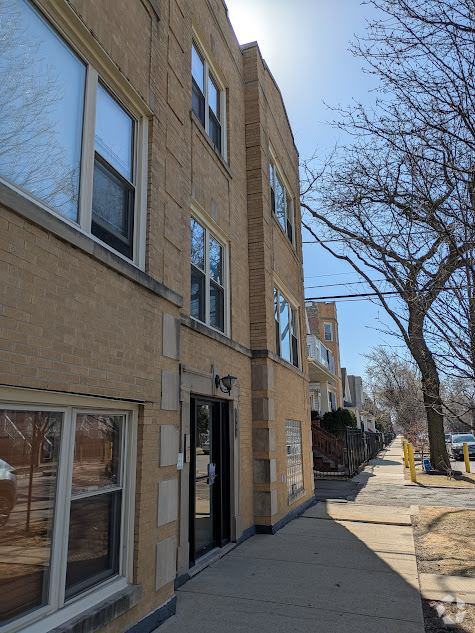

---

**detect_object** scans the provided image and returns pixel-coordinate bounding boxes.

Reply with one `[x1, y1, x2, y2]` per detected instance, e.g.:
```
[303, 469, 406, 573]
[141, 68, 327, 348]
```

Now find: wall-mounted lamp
[215, 374, 237, 394]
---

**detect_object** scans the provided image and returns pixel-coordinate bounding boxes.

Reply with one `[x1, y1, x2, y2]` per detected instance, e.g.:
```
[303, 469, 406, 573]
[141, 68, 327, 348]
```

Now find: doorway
[189, 397, 230, 563]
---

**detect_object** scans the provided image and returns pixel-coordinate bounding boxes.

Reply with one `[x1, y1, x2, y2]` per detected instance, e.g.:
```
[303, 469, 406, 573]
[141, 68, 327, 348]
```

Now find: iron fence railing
[343, 428, 386, 477]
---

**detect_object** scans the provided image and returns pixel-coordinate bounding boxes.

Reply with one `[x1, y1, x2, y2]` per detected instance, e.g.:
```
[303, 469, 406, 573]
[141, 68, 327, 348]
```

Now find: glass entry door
[190, 398, 230, 563]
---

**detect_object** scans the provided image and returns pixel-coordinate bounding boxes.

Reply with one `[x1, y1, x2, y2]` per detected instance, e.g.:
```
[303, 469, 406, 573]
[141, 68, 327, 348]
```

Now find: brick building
[0, 2, 313, 633]
[306, 301, 343, 415]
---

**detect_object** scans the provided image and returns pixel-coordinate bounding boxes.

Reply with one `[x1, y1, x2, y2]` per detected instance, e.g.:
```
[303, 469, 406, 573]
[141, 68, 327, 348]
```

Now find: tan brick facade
[0, 2, 312, 633]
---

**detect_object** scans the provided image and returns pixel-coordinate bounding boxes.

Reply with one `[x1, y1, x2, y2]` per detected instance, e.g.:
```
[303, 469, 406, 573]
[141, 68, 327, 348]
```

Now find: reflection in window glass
[72, 415, 121, 495]
[0, 410, 62, 623]
[67, 414, 123, 598]
[210, 282, 224, 331]
[95, 84, 133, 180]
[275, 176, 285, 229]
[66, 491, 121, 598]
[191, 44, 204, 92]
[191, 267, 205, 322]
[190, 218, 226, 333]
[208, 77, 219, 118]
[0, 0, 85, 221]
[280, 294, 290, 362]
[191, 219, 205, 270]
[209, 237, 222, 284]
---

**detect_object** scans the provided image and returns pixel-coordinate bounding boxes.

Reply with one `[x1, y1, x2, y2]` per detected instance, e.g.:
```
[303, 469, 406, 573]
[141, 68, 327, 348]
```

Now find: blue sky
[225, 0, 400, 377]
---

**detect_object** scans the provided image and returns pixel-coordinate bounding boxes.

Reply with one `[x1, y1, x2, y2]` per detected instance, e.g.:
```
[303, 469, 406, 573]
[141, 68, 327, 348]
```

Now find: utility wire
[305, 285, 474, 301]
[305, 279, 385, 289]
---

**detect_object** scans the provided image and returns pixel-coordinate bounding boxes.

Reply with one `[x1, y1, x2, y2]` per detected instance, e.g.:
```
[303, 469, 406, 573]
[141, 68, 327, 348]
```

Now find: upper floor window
[274, 287, 300, 368]
[191, 40, 225, 155]
[324, 322, 333, 342]
[0, 0, 147, 265]
[269, 159, 294, 244]
[191, 217, 226, 333]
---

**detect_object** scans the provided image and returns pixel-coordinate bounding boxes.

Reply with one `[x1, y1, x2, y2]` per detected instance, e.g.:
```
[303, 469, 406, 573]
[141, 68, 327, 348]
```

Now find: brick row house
[0, 2, 313, 633]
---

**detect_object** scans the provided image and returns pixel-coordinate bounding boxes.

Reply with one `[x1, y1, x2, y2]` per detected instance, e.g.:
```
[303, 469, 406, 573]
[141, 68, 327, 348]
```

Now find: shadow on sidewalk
[162, 500, 470, 633]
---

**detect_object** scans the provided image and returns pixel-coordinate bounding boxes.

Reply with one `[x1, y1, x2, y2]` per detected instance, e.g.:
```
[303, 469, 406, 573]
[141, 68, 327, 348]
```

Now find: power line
[304, 271, 367, 279]
[305, 285, 474, 301]
[305, 279, 385, 289]
[305, 291, 398, 301]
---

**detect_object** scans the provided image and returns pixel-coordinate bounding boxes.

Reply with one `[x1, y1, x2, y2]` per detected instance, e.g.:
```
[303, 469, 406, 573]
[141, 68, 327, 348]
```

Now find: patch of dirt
[413, 506, 475, 576]
[423, 599, 475, 633]
[404, 465, 475, 487]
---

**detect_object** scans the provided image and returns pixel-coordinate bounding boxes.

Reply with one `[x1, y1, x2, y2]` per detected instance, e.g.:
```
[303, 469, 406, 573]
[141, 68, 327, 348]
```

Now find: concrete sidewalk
[159, 438, 427, 633]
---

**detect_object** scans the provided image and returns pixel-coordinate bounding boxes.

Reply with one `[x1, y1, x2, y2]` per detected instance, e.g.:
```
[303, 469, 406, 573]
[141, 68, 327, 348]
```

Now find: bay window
[191, 217, 227, 333]
[191, 40, 225, 155]
[0, 0, 147, 265]
[269, 159, 295, 245]
[0, 400, 136, 630]
[274, 287, 300, 368]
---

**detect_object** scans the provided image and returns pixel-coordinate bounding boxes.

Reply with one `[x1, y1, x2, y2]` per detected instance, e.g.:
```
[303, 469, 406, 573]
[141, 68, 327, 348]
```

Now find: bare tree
[301, 0, 475, 468]
[365, 347, 427, 441]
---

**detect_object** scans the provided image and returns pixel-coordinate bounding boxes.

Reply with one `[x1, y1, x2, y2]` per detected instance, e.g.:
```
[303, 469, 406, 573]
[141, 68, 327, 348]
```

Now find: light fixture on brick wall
[215, 374, 237, 394]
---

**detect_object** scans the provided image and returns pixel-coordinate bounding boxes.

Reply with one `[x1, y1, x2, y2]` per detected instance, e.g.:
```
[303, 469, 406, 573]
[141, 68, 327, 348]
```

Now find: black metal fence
[344, 428, 388, 477]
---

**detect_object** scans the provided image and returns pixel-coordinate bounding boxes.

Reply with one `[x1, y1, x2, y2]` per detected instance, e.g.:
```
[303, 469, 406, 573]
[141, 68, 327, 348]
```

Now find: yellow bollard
[463, 442, 471, 473]
[403, 440, 409, 468]
[408, 443, 417, 483]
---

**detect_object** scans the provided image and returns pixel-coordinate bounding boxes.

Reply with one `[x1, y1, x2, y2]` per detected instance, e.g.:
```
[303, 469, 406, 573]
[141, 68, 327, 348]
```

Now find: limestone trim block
[254, 489, 278, 517]
[157, 478, 179, 526]
[252, 397, 275, 421]
[155, 536, 177, 590]
[162, 313, 180, 360]
[159, 424, 179, 467]
[161, 370, 180, 410]
[253, 427, 276, 452]
[253, 458, 277, 483]
[251, 364, 274, 391]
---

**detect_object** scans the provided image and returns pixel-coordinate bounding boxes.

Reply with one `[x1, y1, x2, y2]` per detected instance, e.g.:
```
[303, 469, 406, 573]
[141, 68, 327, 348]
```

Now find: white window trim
[0, 1, 150, 270]
[0, 388, 138, 633]
[269, 147, 295, 246]
[190, 201, 230, 336]
[192, 29, 228, 160]
[324, 322, 333, 342]
[274, 282, 301, 368]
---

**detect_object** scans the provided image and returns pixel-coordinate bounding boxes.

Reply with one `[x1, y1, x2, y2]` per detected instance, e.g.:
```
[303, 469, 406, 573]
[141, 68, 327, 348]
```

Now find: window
[0, 0, 147, 264]
[286, 420, 304, 499]
[191, 40, 225, 155]
[269, 159, 294, 244]
[274, 287, 300, 368]
[191, 217, 226, 333]
[324, 323, 333, 342]
[0, 400, 136, 629]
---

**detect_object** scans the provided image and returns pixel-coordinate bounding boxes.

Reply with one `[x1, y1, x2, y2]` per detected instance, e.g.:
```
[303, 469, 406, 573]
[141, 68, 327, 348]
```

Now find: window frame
[324, 322, 333, 342]
[269, 152, 295, 246]
[274, 286, 300, 368]
[285, 420, 305, 500]
[0, 1, 149, 270]
[0, 390, 138, 633]
[191, 34, 227, 159]
[190, 208, 229, 336]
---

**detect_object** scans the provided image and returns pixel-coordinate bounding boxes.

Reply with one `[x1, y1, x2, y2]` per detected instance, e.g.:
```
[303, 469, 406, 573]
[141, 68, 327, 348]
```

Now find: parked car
[447, 434, 475, 461]
[202, 440, 210, 455]
[0, 459, 17, 527]
[444, 433, 451, 443]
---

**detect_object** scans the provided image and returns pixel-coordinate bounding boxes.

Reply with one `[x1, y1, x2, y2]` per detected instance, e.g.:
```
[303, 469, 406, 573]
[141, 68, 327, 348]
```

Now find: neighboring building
[0, 2, 313, 633]
[343, 373, 377, 432]
[306, 302, 343, 416]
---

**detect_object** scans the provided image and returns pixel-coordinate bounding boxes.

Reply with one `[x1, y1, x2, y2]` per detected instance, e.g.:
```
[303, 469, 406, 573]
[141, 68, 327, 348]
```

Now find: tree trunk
[408, 308, 450, 469]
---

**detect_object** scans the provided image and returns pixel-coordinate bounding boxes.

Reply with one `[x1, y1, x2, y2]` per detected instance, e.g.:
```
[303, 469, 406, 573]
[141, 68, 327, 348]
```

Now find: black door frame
[189, 396, 230, 565]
